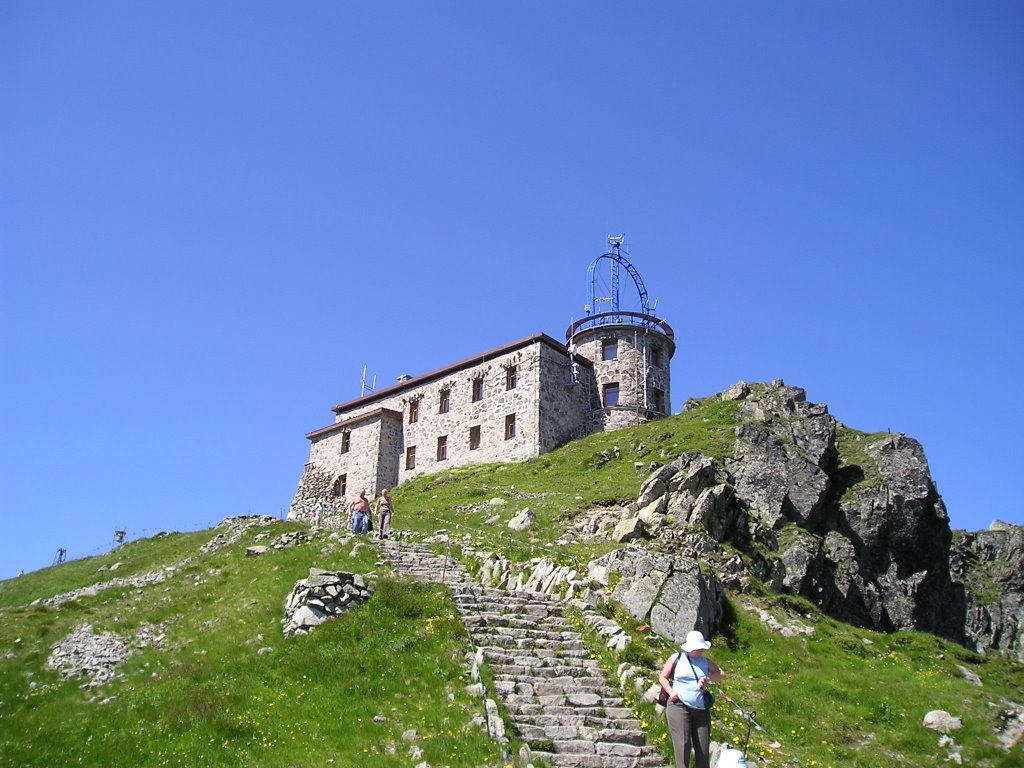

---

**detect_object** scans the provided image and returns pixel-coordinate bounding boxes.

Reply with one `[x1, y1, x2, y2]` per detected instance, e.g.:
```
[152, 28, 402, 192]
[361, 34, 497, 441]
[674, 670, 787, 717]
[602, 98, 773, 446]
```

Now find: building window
[332, 474, 347, 498]
[406, 446, 416, 470]
[340, 431, 351, 454]
[439, 388, 450, 414]
[653, 387, 666, 413]
[602, 338, 618, 361]
[603, 382, 620, 407]
[650, 344, 663, 367]
[472, 377, 484, 402]
[437, 435, 448, 461]
[469, 425, 481, 450]
[505, 365, 517, 390]
[504, 413, 516, 440]
[409, 400, 419, 424]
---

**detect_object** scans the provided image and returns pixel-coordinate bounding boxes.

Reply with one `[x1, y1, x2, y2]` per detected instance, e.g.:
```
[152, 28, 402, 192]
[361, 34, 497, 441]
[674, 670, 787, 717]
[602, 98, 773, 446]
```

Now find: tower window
[437, 435, 448, 461]
[439, 388, 450, 414]
[472, 377, 484, 402]
[340, 431, 351, 454]
[504, 413, 516, 440]
[602, 338, 618, 361]
[332, 474, 347, 498]
[409, 400, 419, 424]
[406, 446, 416, 470]
[603, 382, 620, 407]
[653, 387, 666, 413]
[469, 425, 481, 450]
[505, 365, 517, 390]
[650, 344, 664, 367]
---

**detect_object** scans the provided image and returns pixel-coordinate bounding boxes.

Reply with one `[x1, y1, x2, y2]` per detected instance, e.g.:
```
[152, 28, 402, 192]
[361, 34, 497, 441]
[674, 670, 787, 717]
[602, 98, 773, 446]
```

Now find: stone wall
[302, 410, 397, 513]
[537, 342, 592, 451]
[573, 322, 673, 417]
[396, 343, 543, 483]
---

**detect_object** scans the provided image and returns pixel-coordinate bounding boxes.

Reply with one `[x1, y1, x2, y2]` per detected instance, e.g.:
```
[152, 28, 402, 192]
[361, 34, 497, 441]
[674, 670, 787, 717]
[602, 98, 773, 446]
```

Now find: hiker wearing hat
[658, 630, 726, 768]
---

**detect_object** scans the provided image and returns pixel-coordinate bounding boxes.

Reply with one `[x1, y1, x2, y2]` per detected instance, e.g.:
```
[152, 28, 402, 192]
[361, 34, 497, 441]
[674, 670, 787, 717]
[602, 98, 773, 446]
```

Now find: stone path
[380, 539, 667, 768]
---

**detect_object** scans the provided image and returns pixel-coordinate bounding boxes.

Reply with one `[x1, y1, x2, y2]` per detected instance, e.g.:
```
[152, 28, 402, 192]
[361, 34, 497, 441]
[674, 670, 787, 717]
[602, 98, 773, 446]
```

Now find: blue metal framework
[578, 236, 656, 333]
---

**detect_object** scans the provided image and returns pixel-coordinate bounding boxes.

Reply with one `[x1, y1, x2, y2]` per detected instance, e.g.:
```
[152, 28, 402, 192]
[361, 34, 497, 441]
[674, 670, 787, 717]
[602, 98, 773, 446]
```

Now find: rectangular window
[340, 431, 351, 454]
[653, 387, 666, 413]
[602, 338, 618, 361]
[469, 425, 481, 450]
[603, 382, 620, 407]
[409, 400, 419, 424]
[437, 435, 448, 461]
[505, 365, 517, 390]
[405, 446, 416, 470]
[472, 377, 484, 402]
[333, 474, 347, 498]
[439, 388, 450, 414]
[504, 413, 516, 440]
[650, 344, 663, 367]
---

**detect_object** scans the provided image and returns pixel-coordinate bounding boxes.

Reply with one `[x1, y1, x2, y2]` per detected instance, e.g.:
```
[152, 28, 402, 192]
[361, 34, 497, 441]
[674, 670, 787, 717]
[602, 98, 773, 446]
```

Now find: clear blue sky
[2, 3, 1022, 577]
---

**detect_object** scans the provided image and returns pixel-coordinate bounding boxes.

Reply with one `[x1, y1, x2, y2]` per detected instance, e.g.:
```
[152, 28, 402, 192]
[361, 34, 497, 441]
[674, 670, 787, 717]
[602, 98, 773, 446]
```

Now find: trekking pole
[741, 710, 756, 758]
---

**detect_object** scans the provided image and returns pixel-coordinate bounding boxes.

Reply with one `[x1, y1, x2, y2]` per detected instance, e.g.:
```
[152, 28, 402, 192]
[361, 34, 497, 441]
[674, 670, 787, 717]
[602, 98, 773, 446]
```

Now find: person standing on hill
[658, 630, 726, 768]
[347, 489, 371, 535]
[374, 488, 394, 539]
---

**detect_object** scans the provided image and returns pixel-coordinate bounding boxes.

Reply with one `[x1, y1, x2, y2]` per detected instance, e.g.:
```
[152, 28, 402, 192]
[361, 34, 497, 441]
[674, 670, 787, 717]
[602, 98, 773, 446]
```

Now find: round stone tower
[566, 238, 676, 432]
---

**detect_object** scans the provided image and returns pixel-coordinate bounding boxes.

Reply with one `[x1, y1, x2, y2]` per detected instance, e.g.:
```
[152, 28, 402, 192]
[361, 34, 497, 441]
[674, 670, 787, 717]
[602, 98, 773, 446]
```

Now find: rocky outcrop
[951, 521, 1024, 661]
[600, 380, 1004, 655]
[200, 515, 279, 553]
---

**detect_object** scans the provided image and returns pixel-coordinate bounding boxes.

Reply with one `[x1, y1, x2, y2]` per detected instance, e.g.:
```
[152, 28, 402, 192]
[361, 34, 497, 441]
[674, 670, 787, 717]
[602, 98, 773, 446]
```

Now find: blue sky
[2, 2, 1022, 577]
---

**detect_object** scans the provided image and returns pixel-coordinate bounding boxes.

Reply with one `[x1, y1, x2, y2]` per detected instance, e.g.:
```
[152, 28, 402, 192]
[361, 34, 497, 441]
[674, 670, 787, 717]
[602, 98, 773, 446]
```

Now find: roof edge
[329, 332, 590, 414]
[306, 407, 403, 441]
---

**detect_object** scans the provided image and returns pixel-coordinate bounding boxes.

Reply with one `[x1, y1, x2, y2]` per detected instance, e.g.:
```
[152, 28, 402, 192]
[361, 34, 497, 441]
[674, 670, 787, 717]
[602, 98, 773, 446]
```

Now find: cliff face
[634, 380, 1021, 659]
[950, 522, 1024, 661]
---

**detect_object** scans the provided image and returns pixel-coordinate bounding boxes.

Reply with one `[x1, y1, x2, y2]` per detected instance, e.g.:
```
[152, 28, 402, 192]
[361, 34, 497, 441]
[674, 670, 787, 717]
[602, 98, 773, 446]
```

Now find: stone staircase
[379, 539, 667, 768]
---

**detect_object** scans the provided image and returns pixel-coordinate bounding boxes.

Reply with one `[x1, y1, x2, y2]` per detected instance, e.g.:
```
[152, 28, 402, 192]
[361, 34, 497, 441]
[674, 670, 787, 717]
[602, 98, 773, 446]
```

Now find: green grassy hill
[1, 405, 1022, 768]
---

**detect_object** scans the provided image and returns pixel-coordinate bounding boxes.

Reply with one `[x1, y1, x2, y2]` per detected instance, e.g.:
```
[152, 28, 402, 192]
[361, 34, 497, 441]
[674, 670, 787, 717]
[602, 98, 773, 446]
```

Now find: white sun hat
[681, 630, 712, 652]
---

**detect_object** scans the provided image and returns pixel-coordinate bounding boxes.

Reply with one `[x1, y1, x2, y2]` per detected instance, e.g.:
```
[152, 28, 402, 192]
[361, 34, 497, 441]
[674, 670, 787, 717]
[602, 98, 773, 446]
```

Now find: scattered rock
[955, 664, 982, 686]
[923, 710, 963, 733]
[507, 508, 536, 532]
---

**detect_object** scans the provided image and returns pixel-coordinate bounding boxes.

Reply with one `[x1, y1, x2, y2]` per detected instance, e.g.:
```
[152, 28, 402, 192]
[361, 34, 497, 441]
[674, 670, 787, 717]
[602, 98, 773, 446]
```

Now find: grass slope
[1, 401, 1022, 768]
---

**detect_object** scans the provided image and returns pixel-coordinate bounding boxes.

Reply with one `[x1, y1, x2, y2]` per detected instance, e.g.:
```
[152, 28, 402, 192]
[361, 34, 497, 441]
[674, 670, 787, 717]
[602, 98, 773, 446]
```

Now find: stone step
[490, 662, 605, 678]
[380, 540, 667, 768]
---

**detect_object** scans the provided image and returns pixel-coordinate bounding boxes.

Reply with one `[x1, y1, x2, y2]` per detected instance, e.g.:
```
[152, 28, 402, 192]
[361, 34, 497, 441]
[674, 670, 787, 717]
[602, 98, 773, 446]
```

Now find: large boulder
[588, 547, 725, 647]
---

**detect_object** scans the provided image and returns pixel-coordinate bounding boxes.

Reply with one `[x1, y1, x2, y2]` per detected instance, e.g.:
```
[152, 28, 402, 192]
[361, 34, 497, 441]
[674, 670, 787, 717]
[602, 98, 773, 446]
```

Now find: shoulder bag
[686, 655, 715, 709]
[656, 655, 678, 706]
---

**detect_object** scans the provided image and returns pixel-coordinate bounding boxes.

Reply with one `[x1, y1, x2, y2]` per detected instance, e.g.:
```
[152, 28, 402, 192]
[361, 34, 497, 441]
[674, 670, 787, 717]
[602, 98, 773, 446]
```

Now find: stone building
[289, 245, 676, 522]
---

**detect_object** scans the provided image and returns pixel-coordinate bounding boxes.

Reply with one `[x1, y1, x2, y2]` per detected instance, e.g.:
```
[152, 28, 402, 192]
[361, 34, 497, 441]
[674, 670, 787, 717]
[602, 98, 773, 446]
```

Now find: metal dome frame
[575, 236, 662, 336]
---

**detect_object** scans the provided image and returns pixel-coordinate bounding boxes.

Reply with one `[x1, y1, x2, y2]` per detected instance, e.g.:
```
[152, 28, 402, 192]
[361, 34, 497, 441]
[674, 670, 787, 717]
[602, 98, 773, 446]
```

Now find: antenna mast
[360, 365, 377, 397]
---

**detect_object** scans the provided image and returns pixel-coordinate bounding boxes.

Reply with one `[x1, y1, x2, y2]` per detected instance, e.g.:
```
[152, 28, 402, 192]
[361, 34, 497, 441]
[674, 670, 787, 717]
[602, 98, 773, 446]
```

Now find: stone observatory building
[289, 238, 676, 521]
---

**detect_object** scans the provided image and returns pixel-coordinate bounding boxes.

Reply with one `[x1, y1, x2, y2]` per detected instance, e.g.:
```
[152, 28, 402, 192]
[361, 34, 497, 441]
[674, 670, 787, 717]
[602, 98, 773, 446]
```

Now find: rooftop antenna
[360, 365, 377, 397]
